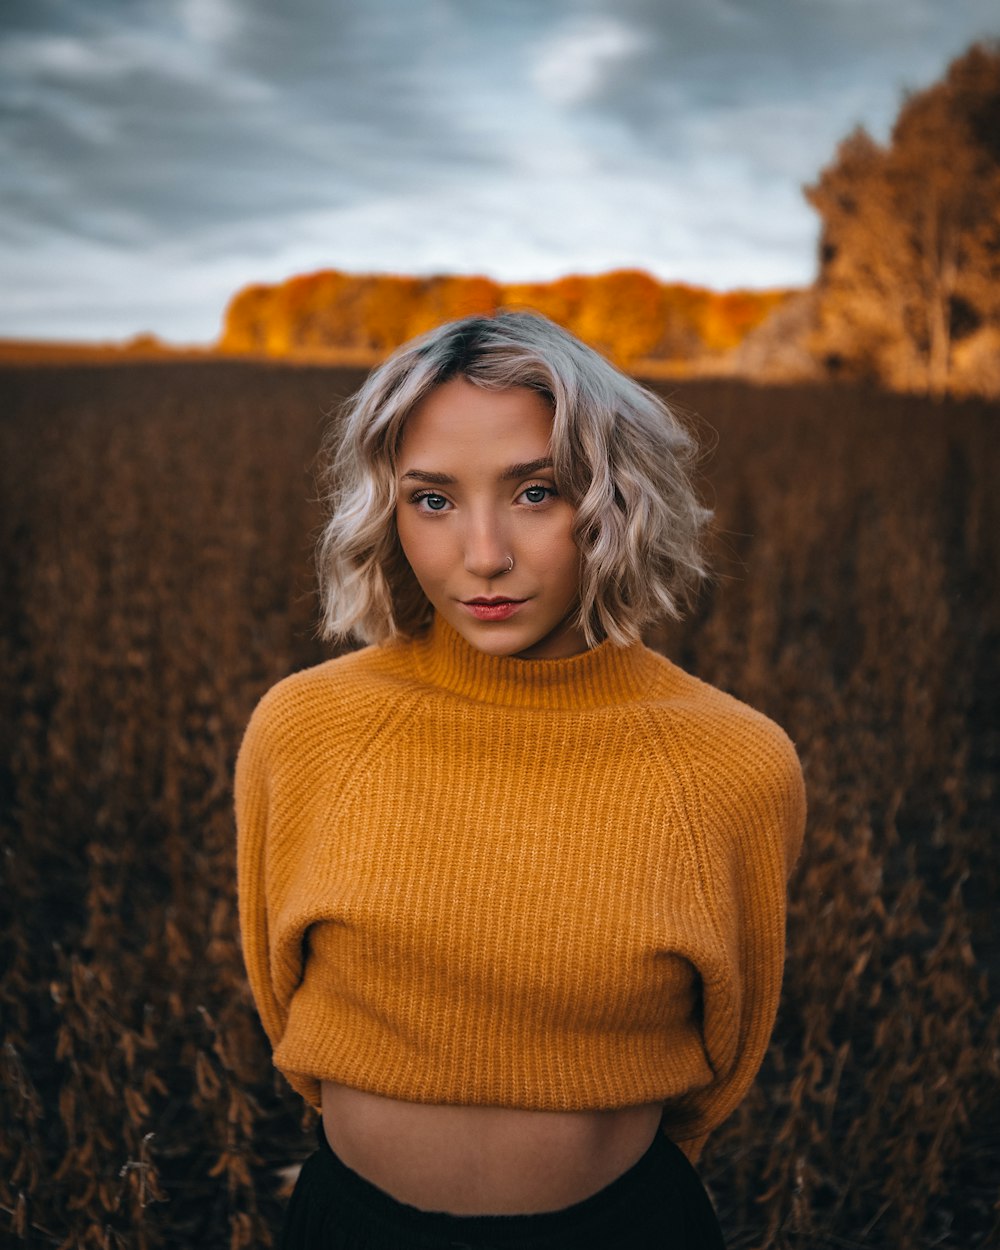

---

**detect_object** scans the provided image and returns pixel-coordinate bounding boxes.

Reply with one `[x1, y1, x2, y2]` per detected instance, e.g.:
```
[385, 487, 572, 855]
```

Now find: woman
[235, 311, 806, 1248]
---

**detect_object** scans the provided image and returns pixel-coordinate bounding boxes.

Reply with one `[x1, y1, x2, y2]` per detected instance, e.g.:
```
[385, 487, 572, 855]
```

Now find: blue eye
[521, 485, 555, 505]
[413, 491, 449, 511]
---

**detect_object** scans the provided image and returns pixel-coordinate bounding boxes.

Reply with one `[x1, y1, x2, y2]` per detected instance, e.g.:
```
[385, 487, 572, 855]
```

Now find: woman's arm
[661, 718, 807, 1155]
[234, 699, 292, 1051]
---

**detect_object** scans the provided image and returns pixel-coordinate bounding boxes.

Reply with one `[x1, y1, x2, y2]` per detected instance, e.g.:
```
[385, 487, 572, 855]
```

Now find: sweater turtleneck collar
[409, 613, 663, 710]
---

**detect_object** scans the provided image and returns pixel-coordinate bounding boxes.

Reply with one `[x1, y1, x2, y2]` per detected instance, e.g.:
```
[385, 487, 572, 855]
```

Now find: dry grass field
[1, 361, 997, 1249]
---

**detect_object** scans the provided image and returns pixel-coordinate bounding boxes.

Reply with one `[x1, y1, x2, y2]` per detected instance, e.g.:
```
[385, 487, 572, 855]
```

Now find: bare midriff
[320, 1080, 666, 1215]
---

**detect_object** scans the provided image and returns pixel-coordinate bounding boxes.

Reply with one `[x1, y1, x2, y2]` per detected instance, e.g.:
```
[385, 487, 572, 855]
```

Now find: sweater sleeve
[662, 719, 806, 1159]
[233, 696, 293, 1056]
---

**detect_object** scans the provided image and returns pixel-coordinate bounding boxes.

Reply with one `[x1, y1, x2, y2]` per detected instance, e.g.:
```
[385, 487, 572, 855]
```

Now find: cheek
[527, 523, 581, 592]
[396, 513, 443, 580]
[395, 503, 420, 548]
[559, 548, 583, 597]
[394, 509, 418, 565]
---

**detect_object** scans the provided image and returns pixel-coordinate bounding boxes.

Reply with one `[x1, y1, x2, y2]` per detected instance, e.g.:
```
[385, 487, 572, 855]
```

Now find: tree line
[218, 269, 790, 373]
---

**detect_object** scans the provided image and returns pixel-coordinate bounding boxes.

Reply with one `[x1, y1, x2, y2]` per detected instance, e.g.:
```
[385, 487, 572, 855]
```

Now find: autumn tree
[806, 41, 1000, 394]
[218, 284, 276, 354]
[406, 275, 500, 338]
[566, 270, 665, 368]
[502, 275, 591, 339]
[219, 269, 789, 370]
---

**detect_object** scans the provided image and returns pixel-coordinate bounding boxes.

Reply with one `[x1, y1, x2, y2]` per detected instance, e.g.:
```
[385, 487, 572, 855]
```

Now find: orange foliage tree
[220, 269, 790, 371]
[806, 41, 1000, 394]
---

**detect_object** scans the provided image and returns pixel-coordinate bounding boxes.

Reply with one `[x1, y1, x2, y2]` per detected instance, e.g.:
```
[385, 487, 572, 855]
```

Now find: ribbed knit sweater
[235, 614, 806, 1159]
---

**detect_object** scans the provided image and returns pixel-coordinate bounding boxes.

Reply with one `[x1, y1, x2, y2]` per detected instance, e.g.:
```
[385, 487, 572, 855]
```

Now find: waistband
[311, 1116, 682, 1244]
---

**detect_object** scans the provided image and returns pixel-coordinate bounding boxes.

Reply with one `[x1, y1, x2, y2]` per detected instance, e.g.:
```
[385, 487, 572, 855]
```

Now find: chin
[463, 628, 533, 657]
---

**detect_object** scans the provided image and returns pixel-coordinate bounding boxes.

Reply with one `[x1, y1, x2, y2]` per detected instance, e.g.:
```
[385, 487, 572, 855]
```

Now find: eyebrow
[399, 458, 554, 485]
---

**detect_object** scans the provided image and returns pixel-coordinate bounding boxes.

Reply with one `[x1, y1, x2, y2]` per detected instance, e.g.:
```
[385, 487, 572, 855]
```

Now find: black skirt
[278, 1118, 726, 1249]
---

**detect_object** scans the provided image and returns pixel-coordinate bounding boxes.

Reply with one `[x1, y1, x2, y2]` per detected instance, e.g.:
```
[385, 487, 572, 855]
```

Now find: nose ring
[504, 555, 514, 573]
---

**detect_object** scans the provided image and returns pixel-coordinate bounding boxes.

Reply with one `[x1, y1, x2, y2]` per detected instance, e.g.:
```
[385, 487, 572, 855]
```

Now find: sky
[1, 0, 997, 344]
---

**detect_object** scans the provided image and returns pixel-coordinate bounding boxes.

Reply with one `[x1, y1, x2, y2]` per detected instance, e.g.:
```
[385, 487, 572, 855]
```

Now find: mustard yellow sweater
[235, 615, 805, 1160]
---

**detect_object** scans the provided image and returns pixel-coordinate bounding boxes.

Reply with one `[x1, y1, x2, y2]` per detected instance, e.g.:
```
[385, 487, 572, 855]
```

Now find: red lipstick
[461, 597, 526, 621]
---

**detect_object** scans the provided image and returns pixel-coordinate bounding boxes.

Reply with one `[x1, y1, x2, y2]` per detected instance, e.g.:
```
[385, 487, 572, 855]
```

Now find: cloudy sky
[1, 0, 997, 344]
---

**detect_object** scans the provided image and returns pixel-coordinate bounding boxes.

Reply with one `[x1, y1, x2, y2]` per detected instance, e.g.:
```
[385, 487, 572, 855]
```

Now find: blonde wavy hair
[317, 310, 712, 648]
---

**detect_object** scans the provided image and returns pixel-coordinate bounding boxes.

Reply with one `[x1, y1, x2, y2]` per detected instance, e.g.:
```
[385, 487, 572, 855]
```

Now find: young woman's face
[395, 376, 587, 660]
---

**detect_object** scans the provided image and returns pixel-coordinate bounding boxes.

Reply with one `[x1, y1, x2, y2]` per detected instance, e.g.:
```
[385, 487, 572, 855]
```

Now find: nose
[463, 509, 511, 580]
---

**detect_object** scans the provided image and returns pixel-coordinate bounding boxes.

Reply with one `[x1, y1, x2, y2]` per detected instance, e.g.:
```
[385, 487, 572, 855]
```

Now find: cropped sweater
[235, 614, 806, 1160]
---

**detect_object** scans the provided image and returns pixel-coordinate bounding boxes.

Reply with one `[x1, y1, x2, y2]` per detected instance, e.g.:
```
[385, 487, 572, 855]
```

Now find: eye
[519, 484, 557, 505]
[411, 490, 451, 512]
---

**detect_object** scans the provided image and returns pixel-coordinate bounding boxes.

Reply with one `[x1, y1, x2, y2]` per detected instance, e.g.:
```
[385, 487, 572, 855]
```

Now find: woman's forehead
[397, 377, 554, 467]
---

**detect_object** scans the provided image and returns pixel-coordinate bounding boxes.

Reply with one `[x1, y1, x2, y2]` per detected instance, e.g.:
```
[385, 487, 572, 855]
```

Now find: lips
[460, 597, 526, 621]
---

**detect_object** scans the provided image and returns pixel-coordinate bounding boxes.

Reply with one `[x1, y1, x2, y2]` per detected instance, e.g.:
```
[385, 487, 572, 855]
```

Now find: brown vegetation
[806, 41, 1000, 396]
[1, 361, 997, 1248]
[218, 269, 793, 373]
[0, 336, 208, 366]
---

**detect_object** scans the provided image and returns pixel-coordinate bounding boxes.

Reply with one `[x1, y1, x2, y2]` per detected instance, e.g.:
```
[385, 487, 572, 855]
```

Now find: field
[1, 361, 997, 1249]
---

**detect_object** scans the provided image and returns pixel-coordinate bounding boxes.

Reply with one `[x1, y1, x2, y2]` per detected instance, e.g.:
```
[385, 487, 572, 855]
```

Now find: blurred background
[2, 0, 999, 394]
